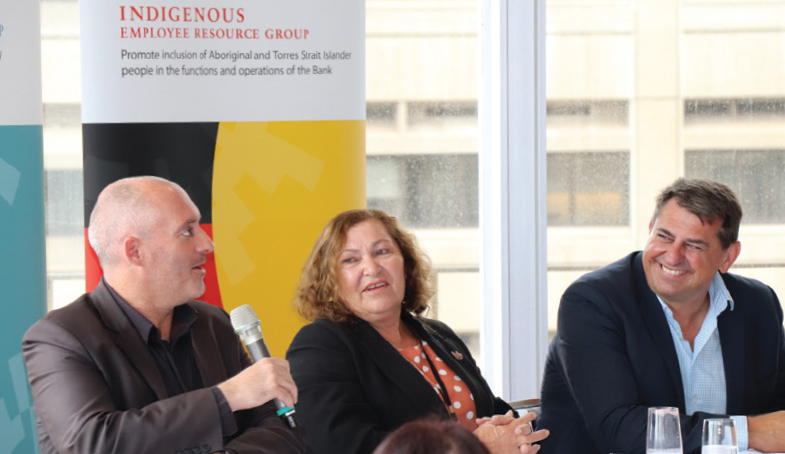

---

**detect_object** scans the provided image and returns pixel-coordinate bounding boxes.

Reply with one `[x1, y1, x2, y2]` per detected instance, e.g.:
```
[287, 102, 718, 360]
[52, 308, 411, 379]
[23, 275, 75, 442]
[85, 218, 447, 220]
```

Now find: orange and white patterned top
[398, 340, 479, 431]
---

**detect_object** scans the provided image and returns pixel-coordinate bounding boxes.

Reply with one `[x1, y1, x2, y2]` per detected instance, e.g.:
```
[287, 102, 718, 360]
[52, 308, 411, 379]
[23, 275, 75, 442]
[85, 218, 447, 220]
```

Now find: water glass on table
[647, 406, 683, 454]
[702, 418, 738, 454]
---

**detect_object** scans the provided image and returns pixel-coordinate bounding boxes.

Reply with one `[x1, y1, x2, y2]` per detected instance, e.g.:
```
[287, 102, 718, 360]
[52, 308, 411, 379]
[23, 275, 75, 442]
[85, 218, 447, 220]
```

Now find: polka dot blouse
[398, 341, 478, 431]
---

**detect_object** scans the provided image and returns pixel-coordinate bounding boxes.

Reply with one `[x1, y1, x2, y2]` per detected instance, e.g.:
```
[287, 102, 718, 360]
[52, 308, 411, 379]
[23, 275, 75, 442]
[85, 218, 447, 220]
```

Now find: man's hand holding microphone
[217, 305, 298, 428]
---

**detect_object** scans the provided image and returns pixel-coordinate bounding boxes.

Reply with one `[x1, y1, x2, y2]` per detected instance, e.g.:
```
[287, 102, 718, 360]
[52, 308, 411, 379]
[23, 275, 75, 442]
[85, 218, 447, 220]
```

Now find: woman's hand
[474, 411, 549, 454]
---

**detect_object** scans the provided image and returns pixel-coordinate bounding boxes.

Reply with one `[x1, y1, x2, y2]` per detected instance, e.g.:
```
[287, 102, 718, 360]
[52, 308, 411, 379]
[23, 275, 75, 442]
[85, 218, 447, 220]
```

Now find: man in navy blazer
[538, 179, 785, 454]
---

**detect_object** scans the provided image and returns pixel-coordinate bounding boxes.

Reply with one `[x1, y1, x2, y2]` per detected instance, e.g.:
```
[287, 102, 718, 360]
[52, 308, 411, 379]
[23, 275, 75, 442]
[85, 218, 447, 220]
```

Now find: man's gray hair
[88, 176, 179, 267]
[652, 178, 742, 249]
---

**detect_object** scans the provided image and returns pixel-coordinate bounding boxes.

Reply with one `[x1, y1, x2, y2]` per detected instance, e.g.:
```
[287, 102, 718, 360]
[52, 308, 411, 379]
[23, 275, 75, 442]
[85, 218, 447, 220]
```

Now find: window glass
[547, 151, 629, 226]
[407, 102, 478, 133]
[368, 154, 478, 228]
[42, 1, 84, 310]
[686, 149, 785, 224]
[366, 102, 398, 131]
[685, 98, 785, 124]
[44, 168, 83, 236]
[546, 0, 785, 337]
[546, 100, 628, 127]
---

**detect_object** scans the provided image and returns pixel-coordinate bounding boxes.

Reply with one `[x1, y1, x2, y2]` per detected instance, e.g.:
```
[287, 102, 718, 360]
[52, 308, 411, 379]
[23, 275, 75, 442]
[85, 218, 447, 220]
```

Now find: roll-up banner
[0, 0, 46, 451]
[80, 1, 365, 356]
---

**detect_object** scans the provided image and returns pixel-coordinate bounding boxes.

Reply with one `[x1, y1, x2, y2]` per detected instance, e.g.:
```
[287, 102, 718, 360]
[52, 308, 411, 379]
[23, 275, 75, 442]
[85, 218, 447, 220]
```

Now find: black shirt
[105, 279, 238, 437]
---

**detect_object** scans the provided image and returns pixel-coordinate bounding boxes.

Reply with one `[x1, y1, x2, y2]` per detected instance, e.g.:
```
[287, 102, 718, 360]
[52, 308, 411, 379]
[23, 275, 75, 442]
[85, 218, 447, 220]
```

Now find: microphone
[230, 304, 297, 429]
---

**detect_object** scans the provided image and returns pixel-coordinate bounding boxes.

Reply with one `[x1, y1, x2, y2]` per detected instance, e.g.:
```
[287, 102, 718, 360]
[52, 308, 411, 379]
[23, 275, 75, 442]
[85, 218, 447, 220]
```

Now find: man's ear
[720, 241, 741, 273]
[122, 236, 142, 265]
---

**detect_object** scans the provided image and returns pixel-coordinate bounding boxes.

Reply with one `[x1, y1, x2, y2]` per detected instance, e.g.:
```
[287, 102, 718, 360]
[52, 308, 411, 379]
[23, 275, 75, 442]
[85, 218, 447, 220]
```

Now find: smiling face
[642, 199, 740, 309]
[336, 219, 406, 327]
[140, 185, 215, 308]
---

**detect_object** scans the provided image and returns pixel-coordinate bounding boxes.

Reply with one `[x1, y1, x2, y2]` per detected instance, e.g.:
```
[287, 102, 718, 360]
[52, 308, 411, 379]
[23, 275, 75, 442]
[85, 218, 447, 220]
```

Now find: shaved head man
[23, 176, 306, 454]
[88, 177, 215, 334]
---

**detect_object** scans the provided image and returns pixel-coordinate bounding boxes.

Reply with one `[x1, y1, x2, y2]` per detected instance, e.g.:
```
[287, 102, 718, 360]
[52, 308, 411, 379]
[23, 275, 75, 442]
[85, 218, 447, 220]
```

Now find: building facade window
[686, 149, 785, 224]
[546, 100, 628, 127]
[367, 154, 479, 229]
[44, 169, 84, 236]
[547, 151, 629, 226]
[685, 98, 785, 124]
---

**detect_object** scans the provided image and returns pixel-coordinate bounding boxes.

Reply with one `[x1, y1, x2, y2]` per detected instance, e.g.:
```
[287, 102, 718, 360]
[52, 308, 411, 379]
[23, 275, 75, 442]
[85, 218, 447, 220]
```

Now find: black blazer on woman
[286, 311, 512, 454]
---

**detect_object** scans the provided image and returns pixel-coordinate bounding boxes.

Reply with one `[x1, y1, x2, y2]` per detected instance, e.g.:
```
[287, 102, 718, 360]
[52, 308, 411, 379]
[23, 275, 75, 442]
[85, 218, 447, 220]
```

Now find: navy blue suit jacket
[538, 252, 785, 454]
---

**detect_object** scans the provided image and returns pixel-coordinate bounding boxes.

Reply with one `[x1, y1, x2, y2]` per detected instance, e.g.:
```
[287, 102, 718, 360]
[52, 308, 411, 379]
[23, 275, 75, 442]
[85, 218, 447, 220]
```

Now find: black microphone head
[230, 304, 261, 334]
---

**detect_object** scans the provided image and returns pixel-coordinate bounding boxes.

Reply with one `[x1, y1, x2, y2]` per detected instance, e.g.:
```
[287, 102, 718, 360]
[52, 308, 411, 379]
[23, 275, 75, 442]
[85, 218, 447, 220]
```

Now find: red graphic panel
[84, 228, 102, 293]
[199, 224, 223, 307]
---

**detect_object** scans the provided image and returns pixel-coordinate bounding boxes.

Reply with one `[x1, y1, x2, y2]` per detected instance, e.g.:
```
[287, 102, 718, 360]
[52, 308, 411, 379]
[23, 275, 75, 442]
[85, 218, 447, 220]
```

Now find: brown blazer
[22, 280, 306, 454]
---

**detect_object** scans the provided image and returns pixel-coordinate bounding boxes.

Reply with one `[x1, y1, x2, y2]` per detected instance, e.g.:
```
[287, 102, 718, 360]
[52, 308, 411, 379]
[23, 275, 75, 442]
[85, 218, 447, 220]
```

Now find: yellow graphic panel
[213, 120, 366, 356]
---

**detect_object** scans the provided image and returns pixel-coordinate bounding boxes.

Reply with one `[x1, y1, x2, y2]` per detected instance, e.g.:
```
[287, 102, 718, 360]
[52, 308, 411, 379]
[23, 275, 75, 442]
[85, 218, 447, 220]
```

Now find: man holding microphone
[23, 176, 305, 454]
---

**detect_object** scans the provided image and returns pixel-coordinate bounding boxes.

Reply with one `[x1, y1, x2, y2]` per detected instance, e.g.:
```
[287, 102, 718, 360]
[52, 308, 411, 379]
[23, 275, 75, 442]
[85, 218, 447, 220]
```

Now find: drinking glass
[701, 418, 738, 454]
[646, 406, 683, 454]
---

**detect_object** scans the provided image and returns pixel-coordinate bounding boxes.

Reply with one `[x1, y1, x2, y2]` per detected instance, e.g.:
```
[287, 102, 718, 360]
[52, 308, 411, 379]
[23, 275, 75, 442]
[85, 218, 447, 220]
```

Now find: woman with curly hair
[286, 209, 548, 454]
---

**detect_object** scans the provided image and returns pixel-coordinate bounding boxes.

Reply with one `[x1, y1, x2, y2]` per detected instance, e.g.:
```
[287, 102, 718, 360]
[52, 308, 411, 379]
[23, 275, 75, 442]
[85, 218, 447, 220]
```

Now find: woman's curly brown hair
[295, 209, 434, 323]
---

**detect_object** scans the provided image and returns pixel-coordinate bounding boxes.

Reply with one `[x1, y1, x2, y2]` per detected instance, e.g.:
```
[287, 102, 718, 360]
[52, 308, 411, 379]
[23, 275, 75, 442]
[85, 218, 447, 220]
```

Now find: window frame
[479, 0, 548, 401]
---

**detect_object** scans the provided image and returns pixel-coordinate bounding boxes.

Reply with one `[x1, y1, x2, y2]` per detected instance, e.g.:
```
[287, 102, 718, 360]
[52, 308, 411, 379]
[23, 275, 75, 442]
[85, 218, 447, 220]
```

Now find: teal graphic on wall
[0, 125, 46, 454]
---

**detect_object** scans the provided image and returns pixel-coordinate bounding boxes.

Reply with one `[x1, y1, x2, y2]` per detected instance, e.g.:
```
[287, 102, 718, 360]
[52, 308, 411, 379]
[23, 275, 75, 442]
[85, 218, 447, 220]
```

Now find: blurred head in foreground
[372, 418, 491, 454]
